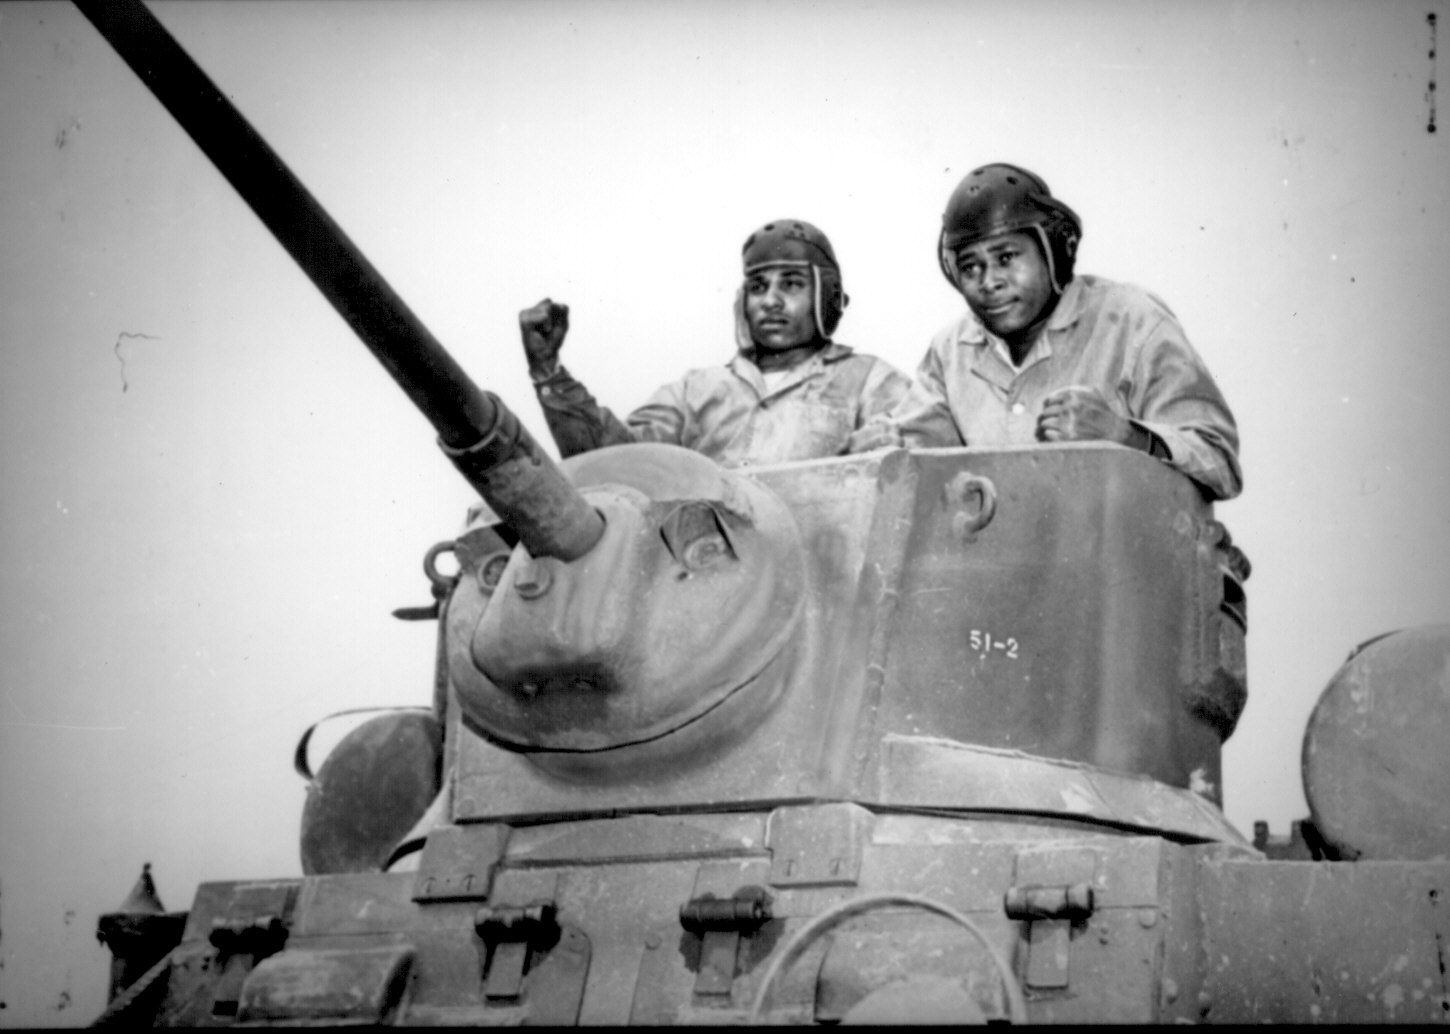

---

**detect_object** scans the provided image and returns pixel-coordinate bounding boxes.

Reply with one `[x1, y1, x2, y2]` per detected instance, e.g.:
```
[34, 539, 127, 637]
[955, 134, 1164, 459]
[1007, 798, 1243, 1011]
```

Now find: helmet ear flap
[815, 267, 847, 338]
[938, 229, 961, 291]
[1044, 215, 1081, 291]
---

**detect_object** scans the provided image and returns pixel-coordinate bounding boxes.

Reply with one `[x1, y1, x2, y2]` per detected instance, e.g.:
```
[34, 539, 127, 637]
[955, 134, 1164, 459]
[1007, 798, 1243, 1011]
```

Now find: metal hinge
[1003, 882, 1096, 991]
[475, 901, 560, 1001]
[1007, 845, 1101, 993]
[680, 894, 774, 997]
[207, 883, 298, 1019]
[473, 885, 591, 1025]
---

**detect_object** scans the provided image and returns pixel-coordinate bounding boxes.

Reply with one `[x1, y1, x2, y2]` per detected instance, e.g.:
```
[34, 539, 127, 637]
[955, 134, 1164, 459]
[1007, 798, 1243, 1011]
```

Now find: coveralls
[884, 275, 1242, 500]
[532, 342, 911, 468]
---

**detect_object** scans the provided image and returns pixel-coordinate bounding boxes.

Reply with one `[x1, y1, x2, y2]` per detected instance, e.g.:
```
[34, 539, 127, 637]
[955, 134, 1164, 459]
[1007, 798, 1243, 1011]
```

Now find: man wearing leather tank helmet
[879, 163, 1242, 502]
[519, 219, 910, 468]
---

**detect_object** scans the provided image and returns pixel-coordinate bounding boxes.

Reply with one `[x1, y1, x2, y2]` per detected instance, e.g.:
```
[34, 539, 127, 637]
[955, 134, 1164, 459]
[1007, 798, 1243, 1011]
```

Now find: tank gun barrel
[74, 0, 603, 561]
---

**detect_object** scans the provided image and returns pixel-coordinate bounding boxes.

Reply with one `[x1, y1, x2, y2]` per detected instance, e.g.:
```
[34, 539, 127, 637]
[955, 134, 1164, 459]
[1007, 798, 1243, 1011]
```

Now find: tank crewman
[519, 219, 911, 468]
[877, 163, 1242, 501]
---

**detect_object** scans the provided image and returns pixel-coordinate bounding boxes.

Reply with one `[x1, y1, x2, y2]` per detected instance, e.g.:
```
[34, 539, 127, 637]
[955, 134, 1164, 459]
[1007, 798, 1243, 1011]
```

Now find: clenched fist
[1036, 385, 1143, 449]
[519, 298, 570, 379]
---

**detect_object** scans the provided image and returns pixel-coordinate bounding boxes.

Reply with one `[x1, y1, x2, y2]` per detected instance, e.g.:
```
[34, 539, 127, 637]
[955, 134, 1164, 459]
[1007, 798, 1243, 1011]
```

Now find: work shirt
[884, 275, 1242, 500]
[532, 342, 911, 468]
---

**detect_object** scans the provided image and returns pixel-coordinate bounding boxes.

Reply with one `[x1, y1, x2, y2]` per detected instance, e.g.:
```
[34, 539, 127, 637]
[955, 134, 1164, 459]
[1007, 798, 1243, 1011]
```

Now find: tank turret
[82, 0, 1450, 1025]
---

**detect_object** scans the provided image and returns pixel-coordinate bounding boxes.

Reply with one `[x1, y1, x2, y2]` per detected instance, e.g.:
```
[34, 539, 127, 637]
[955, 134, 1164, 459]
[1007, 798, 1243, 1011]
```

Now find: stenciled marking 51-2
[968, 629, 1019, 660]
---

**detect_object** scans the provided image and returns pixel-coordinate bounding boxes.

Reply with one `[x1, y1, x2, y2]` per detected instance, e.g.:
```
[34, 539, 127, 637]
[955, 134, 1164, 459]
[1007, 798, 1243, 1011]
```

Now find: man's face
[744, 266, 816, 351]
[953, 231, 1055, 342]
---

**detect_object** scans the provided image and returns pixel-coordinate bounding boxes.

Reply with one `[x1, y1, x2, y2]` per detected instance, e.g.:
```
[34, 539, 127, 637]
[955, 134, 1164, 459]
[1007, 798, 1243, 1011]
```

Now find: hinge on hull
[680, 895, 774, 997]
[476, 901, 559, 1000]
[1006, 847, 1100, 991]
[1004, 883, 1095, 990]
[472, 870, 591, 1024]
[206, 883, 298, 1020]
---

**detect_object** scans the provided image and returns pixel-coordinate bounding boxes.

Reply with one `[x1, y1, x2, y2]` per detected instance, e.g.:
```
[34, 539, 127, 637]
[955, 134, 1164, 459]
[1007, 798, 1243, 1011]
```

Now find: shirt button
[1011, 402, 1026, 415]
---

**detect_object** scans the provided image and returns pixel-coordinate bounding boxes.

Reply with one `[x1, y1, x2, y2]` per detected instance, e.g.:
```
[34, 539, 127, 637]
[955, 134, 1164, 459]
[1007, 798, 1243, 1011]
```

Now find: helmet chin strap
[733, 284, 752, 353]
[1033, 225, 1063, 295]
[812, 265, 828, 340]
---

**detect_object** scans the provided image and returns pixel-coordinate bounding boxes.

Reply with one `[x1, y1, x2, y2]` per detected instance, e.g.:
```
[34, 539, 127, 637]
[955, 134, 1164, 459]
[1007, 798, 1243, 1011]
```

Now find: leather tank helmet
[734, 219, 848, 350]
[939, 164, 1082, 295]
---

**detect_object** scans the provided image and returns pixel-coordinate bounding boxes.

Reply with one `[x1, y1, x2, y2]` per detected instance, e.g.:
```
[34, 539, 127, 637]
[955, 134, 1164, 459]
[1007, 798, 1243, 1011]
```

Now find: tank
[84, 0, 1450, 1025]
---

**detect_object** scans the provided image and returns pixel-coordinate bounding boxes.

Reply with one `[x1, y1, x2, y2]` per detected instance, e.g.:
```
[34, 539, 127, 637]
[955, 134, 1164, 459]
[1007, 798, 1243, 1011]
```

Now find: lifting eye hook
[943, 472, 998, 540]
[392, 540, 460, 621]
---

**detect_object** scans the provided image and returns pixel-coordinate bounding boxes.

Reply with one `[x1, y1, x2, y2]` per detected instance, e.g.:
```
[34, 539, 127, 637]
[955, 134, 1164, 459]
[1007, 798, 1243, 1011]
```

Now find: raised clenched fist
[519, 298, 570, 378]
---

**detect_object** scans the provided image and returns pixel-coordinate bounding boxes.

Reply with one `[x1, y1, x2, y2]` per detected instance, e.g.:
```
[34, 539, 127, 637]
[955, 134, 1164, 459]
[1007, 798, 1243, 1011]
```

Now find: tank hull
[110, 805, 1449, 1025]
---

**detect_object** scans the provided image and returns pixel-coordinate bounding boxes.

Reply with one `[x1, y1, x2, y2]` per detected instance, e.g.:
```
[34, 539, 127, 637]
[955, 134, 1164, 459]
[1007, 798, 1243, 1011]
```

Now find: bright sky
[2, 0, 1448, 1025]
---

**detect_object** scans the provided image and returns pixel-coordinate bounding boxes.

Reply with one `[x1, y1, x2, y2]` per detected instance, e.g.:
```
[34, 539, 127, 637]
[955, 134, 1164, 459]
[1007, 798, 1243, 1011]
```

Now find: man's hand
[1036, 385, 1146, 449]
[519, 298, 569, 379]
[849, 417, 904, 453]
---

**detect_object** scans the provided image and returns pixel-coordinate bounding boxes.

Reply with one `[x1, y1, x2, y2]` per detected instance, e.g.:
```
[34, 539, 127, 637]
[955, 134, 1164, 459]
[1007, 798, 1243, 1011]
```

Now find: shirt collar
[741, 338, 851, 360]
[953, 278, 1088, 385]
[1045, 276, 1088, 332]
[733, 340, 851, 373]
[732, 341, 852, 396]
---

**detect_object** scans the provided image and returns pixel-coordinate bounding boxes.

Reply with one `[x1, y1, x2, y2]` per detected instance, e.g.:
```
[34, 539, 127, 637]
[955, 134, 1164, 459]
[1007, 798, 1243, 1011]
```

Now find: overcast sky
[2, 0, 1448, 1024]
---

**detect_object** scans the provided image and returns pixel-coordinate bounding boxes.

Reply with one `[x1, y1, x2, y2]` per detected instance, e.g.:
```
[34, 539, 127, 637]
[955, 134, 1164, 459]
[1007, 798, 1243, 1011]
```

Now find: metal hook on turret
[392, 541, 462, 621]
[943, 471, 998, 541]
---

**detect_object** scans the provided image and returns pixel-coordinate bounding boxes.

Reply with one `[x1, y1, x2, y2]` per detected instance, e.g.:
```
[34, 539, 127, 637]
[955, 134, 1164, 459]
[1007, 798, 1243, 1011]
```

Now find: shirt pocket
[793, 383, 858, 457]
